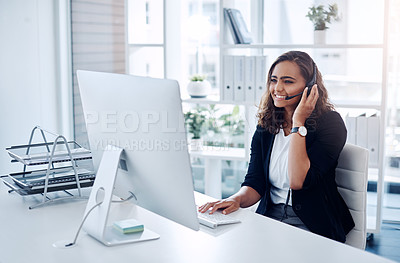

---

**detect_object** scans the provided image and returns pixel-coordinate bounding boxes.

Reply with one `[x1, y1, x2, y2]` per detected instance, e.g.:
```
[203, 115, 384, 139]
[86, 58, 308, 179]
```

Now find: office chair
[247, 143, 369, 249]
[335, 143, 369, 249]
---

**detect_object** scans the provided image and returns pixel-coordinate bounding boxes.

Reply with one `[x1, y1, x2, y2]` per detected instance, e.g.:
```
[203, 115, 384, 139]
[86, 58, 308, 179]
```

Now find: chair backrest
[335, 143, 369, 249]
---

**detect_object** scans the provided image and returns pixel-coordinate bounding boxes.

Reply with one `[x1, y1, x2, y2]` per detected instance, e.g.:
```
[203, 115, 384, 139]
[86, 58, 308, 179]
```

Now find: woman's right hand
[198, 196, 241, 215]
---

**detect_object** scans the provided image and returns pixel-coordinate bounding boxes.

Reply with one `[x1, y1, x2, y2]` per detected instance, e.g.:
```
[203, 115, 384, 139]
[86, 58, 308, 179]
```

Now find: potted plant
[184, 108, 207, 151]
[187, 74, 212, 98]
[306, 3, 340, 44]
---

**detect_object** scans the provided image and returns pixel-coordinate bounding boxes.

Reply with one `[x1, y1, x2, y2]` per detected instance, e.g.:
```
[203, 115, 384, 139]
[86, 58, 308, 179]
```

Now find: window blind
[71, 0, 126, 149]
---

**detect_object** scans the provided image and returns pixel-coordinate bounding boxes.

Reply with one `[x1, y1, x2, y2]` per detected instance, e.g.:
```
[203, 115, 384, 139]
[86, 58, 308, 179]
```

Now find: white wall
[0, 0, 65, 174]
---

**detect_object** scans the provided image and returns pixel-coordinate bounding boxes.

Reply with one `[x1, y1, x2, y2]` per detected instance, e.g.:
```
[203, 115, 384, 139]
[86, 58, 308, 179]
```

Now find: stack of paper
[113, 219, 144, 234]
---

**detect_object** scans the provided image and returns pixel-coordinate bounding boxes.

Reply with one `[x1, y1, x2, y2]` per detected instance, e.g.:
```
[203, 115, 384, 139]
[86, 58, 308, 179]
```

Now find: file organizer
[2, 126, 95, 209]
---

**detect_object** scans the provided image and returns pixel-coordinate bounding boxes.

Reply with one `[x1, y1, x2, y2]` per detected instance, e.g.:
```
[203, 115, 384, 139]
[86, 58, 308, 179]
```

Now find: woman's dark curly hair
[257, 51, 334, 134]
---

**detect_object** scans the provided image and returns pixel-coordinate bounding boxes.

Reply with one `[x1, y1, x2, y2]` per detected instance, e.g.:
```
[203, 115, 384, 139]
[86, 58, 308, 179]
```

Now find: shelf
[324, 74, 381, 84]
[189, 147, 247, 161]
[128, 43, 164, 48]
[332, 100, 382, 110]
[182, 97, 382, 110]
[182, 96, 257, 106]
[223, 44, 384, 49]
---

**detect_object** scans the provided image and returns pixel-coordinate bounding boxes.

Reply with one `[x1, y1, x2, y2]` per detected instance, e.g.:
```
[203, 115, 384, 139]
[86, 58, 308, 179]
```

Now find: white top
[269, 129, 292, 205]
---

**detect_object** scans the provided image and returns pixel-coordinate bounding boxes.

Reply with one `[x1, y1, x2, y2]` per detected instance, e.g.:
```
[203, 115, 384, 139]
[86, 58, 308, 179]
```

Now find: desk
[0, 183, 394, 263]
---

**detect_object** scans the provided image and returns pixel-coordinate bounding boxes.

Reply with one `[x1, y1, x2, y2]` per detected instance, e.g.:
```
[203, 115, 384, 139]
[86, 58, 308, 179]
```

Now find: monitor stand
[82, 145, 160, 246]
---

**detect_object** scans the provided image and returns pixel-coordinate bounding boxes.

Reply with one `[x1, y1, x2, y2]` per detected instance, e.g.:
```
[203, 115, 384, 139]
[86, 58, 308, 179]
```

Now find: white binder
[345, 114, 357, 145]
[233, 56, 245, 102]
[356, 114, 368, 149]
[367, 115, 380, 167]
[244, 56, 256, 103]
[223, 55, 234, 101]
[255, 56, 267, 104]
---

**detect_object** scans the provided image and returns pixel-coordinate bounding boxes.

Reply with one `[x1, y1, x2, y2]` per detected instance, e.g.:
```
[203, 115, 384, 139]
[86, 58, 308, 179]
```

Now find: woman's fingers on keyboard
[198, 201, 218, 213]
[222, 204, 239, 215]
[199, 199, 239, 214]
[217, 198, 240, 215]
[209, 201, 233, 214]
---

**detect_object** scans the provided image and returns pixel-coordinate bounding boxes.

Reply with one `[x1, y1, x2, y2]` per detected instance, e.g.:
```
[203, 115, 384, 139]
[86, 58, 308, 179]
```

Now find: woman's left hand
[292, 84, 319, 126]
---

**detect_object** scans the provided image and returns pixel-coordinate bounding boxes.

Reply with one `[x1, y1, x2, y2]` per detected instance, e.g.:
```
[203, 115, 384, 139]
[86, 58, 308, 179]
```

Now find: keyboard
[197, 210, 241, 229]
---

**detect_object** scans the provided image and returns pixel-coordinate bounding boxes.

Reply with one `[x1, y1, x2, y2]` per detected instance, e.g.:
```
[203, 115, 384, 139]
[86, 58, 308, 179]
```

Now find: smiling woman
[270, 61, 307, 110]
[199, 51, 354, 243]
[258, 51, 334, 135]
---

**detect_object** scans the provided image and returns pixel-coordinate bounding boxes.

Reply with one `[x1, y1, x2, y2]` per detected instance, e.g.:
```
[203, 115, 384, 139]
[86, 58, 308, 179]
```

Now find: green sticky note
[113, 219, 144, 234]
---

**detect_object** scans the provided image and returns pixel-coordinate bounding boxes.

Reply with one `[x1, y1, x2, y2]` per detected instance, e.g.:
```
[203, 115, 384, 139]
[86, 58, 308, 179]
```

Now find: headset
[285, 63, 317, 100]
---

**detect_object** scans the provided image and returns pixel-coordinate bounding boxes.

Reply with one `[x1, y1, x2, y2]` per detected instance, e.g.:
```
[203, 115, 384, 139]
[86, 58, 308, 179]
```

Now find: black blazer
[242, 110, 355, 242]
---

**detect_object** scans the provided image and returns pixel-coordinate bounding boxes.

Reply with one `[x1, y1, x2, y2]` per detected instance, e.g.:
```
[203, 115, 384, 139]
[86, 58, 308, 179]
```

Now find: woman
[199, 51, 354, 242]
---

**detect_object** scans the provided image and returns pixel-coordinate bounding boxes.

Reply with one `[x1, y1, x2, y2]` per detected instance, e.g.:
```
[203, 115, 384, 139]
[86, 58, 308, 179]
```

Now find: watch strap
[290, 127, 299, 134]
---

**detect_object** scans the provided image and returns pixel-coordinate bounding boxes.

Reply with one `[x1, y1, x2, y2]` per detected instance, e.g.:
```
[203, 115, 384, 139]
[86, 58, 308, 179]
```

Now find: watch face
[299, 126, 307, 136]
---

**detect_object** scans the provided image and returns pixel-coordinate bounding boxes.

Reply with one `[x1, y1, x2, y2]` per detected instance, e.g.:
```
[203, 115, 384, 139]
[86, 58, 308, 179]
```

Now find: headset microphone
[285, 91, 303, 100]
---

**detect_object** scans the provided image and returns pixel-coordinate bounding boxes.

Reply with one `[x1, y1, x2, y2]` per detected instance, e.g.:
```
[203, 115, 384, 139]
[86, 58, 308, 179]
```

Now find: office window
[145, 1, 150, 25]
[128, 46, 164, 78]
[127, 0, 163, 44]
[185, 0, 219, 89]
[127, 0, 164, 78]
[383, 0, 400, 223]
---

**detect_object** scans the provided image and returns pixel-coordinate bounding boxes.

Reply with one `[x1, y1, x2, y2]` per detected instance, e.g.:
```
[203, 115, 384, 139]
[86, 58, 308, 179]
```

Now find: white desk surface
[0, 183, 394, 263]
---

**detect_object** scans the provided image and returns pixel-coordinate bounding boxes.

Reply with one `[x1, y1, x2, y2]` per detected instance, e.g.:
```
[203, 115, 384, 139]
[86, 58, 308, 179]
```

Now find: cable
[280, 189, 291, 222]
[64, 191, 136, 247]
[65, 200, 103, 247]
[111, 191, 137, 203]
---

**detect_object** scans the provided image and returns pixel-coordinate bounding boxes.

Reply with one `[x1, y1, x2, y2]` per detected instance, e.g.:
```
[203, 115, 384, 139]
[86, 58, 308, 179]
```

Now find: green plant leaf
[306, 3, 340, 31]
[190, 74, 206, 81]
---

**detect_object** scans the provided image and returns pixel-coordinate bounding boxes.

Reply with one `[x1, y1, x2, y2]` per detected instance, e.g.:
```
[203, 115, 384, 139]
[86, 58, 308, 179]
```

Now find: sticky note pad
[113, 219, 144, 234]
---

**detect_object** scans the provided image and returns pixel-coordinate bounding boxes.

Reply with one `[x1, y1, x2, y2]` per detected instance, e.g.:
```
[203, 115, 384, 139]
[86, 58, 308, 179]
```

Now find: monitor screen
[77, 70, 199, 231]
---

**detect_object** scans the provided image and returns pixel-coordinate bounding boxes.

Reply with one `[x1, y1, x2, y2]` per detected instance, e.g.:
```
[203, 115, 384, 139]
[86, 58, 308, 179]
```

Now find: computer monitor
[77, 70, 200, 234]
